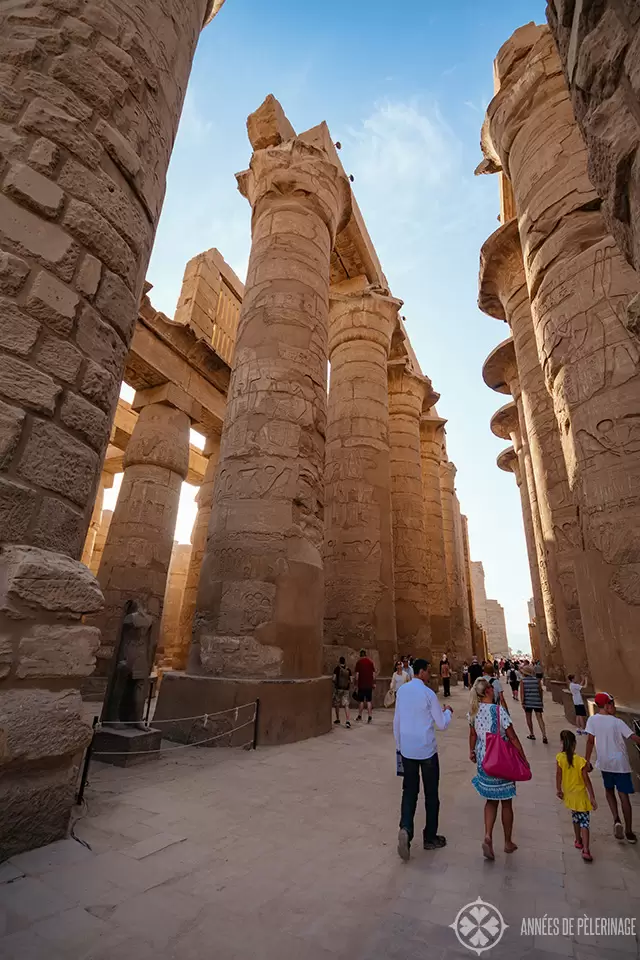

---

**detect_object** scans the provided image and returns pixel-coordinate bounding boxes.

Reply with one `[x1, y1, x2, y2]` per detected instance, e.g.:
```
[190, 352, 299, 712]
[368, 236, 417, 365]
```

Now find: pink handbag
[482, 704, 532, 782]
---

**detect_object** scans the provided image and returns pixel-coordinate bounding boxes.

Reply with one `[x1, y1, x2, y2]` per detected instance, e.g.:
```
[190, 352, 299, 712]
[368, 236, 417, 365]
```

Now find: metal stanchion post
[252, 699, 260, 749]
[77, 716, 98, 805]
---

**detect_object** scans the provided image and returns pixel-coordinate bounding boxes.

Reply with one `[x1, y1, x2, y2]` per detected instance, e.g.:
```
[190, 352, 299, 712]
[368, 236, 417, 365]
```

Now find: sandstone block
[0, 37, 42, 67]
[4, 161, 64, 219]
[76, 253, 100, 297]
[28, 137, 59, 176]
[0, 249, 30, 295]
[0, 295, 40, 355]
[0, 78, 24, 122]
[60, 391, 109, 451]
[95, 118, 141, 178]
[75, 304, 127, 376]
[9, 25, 65, 56]
[36, 333, 82, 382]
[63, 199, 135, 287]
[26, 268, 79, 335]
[0, 688, 91, 765]
[82, 3, 120, 40]
[79, 359, 119, 414]
[0, 355, 59, 414]
[0, 120, 25, 158]
[0, 193, 75, 272]
[62, 15, 93, 41]
[17, 623, 100, 678]
[0, 544, 103, 614]
[58, 159, 148, 254]
[0, 476, 36, 541]
[30, 495, 85, 558]
[0, 399, 25, 469]
[17, 419, 98, 507]
[247, 94, 297, 151]
[0, 764, 78, 861]
[17, 69, 92, 121]
[0, 636, 11, 678]
[51, 44, 127, 114]
[20, 97, 102, 167]
[95, 267, 138, 341]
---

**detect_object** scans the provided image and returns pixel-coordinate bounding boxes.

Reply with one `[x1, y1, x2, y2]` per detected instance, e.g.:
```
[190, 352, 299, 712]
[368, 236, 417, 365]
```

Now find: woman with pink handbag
[468, 678, 530, 860]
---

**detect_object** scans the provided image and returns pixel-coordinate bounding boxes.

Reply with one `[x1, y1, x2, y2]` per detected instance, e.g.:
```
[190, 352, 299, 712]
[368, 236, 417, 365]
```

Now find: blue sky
[144, 0, 547, 654]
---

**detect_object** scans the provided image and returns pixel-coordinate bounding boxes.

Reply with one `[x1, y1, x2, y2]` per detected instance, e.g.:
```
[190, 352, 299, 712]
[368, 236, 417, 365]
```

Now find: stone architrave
[482, 25, 640, 703]
[174, 435, 221, 670]
[324, 279, 400, 675]
[387, 360, 433, 658]
[162, 103, 351, 745]
[0, 0, 219, 859]
[439, 460, 469, 664]
[480, 222, 588, 680]
[419, 415, 452, 662]
[88, 399, 190, 698]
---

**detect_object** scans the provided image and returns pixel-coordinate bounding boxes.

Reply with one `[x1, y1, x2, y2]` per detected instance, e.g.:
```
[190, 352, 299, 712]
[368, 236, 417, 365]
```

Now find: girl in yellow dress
[556, 729, 598, 862]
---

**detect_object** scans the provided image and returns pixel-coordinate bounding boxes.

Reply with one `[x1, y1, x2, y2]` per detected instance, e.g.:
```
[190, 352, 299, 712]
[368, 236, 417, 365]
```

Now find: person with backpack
[508, 666, 520, 701]
[332, 657, 352, 728]
[483, 662, 509, 712]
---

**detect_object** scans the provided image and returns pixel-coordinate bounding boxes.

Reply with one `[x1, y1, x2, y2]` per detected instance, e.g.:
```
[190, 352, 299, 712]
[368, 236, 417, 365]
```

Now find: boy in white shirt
[585, 693, 640, 844]
[568, 674, 587, 734]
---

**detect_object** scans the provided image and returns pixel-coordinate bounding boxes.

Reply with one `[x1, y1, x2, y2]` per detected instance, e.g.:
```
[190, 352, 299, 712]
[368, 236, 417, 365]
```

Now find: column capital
[440, 459, 457, 492]
[124, 401, 190, 479]
[236, 137, 351, 246]
[482, 336, 518, 396]
[420, 414, 447, 451]
[388, 360, 438, 418]
[497, 444, 521, 484]
[478, 218, 527, 321]
[490, 400, 521, 447]
[328, 279, 402, 356]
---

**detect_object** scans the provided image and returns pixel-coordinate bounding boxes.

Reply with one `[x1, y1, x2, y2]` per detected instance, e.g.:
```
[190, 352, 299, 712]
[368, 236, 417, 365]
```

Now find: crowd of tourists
[389, 658, 640, 864]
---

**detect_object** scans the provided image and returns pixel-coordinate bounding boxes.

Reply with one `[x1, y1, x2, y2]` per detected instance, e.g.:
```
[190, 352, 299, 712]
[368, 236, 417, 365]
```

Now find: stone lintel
[497, 444, 518, 474]
[126, 321, 227, 432]
[478, 218, 525, 320]
[482, 336, 517, 394]
[132, 382, 203, 422]
[490, 400, 519, 441]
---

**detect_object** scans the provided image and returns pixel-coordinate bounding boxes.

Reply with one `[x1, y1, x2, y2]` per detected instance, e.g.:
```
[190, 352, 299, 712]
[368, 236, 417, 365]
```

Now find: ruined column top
[482, 337, 517, 394]
[490, 400, 519, 441]
[478, 218, 525, 321]
[497, 445, 518, 474]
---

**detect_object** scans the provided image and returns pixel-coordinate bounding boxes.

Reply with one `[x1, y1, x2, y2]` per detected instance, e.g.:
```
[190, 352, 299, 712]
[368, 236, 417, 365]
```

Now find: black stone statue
[102, 599, 155, 728]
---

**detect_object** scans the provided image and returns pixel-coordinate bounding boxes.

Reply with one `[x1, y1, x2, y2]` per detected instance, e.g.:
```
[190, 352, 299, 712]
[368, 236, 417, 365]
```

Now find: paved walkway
[1, 683, 638, 959]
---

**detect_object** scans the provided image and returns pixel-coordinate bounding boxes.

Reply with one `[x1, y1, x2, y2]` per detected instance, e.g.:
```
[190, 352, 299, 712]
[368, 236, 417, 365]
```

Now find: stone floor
[1, 684, 639, 959]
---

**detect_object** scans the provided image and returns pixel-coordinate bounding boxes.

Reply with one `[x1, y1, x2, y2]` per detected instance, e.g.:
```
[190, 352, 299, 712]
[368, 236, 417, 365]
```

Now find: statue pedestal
[92, 725, 161, 767]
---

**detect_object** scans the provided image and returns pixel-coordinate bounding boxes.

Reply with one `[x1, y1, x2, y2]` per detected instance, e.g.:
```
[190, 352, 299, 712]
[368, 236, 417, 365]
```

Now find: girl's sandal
[526, 735, 536, 740]
[574, 840, 583, 850]
[582, 851, 593, 862]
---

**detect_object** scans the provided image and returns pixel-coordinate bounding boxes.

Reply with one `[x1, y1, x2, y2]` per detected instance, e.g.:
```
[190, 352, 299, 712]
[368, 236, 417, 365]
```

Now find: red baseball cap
[594, 692, 614, 708]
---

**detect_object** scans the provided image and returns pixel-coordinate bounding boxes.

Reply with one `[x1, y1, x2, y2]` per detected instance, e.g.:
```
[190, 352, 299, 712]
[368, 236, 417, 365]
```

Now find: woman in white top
[386, 660, 409, 706]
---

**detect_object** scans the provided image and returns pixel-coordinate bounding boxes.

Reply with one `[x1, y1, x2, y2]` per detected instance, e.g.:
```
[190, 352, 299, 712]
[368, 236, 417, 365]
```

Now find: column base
[92, 726, 162, 767]
[547, 679, 565, 704]
[154, 673, 332, 746]
[0, 761, 79, 862]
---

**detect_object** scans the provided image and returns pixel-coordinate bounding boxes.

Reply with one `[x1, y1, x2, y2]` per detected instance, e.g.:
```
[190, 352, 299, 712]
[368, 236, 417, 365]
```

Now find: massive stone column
[0, 0, 218, 858]
[482, 25, 640, 703]
[324, 280, 400, 675]
[90, 509, 113, 576]
[440, 460, 470, 663]
[158, 542, 193, 672]
[480, 222, 588, 680]
[547, 1, 640, 281]
[87, 398, 190, 696]
[81, 473, 112, 568]
[387, 360, 433, 658]
[157, 107, 351, 745]
[419, 415, 452, 662]
[174, 435, 221, 670]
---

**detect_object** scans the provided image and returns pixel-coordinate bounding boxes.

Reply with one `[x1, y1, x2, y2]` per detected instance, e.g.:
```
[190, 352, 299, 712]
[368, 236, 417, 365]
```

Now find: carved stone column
[453, 505, 475, 664]
[419, 415, 451, 662]
[0, 0, 218, 858]
[87, 399, 190, 697]
[174, 435, 221, 670]
[480, 228, 588, 680]
[387, 361, 432, 658]
[324, 280, 400, 675]
[156, 111, 351, 745]
[440, 460, 469, 664]
[482, 25, 640, 703]
[81, 473, 113, 569]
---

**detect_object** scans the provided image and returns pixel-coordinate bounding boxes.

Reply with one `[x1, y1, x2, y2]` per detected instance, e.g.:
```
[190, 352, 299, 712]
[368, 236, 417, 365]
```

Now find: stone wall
[485, 598, 509, 657]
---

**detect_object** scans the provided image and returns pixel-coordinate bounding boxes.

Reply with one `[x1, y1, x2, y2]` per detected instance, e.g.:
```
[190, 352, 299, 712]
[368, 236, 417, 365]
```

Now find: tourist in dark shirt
[468, 657, 483, 686]
[354, 649, 376, 724]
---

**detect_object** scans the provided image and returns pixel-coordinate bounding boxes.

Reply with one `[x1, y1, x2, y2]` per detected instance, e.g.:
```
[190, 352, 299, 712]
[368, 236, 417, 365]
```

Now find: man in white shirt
[394, 658, 453, 859]
[568, 674, 587, 734]
[585, 692, 640, 844]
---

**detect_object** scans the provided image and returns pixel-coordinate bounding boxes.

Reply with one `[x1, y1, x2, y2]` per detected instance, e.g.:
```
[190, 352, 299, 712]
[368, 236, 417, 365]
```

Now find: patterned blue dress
[471, 702, 517, 800]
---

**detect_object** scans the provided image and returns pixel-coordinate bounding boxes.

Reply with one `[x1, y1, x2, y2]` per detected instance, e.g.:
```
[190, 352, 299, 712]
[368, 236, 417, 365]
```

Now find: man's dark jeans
[399, 753, 440, 843]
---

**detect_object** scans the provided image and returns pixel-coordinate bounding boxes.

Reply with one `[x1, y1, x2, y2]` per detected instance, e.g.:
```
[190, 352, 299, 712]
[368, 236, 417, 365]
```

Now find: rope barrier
[91, 717, 257, 757]
[95, 701, 258, 727]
